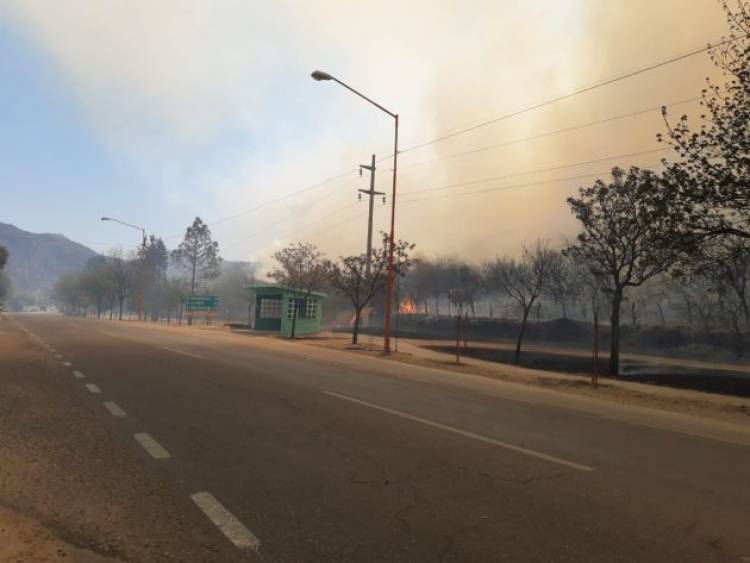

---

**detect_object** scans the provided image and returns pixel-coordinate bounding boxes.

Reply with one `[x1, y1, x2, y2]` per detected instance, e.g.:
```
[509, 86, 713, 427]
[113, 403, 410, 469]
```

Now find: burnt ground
[425, 344, 750, 398]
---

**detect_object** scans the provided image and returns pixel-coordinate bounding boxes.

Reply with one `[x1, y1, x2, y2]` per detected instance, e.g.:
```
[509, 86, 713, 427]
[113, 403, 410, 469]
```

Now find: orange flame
[399, 296, 416, 314]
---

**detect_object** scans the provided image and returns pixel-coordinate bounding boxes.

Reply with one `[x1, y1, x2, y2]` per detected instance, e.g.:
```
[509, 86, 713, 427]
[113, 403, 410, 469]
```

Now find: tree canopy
[659, 1, 750, 241]
[171, 217, 221, 295]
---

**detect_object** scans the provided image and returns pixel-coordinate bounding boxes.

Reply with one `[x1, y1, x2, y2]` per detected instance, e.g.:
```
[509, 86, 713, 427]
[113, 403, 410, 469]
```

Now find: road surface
[5, 313, 750, 562]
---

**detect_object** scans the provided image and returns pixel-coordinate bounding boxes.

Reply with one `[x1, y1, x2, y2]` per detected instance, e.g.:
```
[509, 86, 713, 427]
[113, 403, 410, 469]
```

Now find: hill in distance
[0, 222, 97, 301]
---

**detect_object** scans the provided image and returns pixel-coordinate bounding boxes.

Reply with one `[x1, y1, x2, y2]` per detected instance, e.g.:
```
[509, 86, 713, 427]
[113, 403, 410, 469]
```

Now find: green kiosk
[249, 284, 325, 336]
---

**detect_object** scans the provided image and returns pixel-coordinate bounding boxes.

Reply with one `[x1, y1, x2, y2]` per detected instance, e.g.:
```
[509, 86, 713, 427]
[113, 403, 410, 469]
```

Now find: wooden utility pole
[359, 155, 385, 276]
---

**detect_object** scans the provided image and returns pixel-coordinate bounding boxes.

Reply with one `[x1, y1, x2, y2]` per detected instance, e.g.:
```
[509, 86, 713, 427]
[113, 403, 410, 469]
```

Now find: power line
[162, 168, 359, 241]
[400, 162, 666, 205]
[165, 38, 723, 238]
[166, 34, 731, 239]
[170, 34, 741, 253]
[400, 147, 670, 197]
[221, 200, 361, 253]
[397, 97, 699, 172]
[399, 35, 742, 155]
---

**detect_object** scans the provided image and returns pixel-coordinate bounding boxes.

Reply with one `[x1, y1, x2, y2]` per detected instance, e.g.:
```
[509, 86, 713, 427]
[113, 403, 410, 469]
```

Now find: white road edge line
[191, 492, 260, 551]
[85, 383, 102, 394]
[73, 370, 85, 379]
[325, 391, 595, 472]
[98, 330, 205, 360]
[103, 401, 127, 417]
[133, 433, 171, 460]
[155, 345, 205, 360]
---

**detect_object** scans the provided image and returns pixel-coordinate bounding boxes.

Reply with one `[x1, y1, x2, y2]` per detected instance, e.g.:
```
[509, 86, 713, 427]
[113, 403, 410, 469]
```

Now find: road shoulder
[0, 315, 247, 563]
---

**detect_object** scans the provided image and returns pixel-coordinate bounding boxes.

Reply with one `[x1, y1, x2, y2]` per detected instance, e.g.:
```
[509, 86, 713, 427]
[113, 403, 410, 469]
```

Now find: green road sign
[184, 295, 219, 312]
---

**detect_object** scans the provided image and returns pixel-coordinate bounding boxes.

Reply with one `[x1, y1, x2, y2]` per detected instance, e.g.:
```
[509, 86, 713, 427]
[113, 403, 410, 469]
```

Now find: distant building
[248, 284, 325, 336]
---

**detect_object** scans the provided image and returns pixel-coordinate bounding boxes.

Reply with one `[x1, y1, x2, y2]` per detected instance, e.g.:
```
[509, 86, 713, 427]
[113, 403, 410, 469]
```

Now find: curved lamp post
[100, 216, 146, 248]
[101, 216, 148, 320]
[311, 70, 399, 353]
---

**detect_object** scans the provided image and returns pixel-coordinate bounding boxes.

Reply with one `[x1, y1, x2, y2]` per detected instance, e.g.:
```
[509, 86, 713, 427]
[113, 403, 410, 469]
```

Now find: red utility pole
[383, 114, 399, 353]
[310, 71, 399, 353]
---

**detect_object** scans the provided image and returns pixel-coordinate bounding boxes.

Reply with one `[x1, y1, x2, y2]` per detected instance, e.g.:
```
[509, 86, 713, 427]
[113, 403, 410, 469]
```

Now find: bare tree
[545, 251, 579, 319]
[107, 248, 133, 321]
[694, 237, 750, 356]
[484, 240, 556, 364]
[566, 166, 683, 375]
[330, 235, 414, 344]
[268, 242, 331, 338]
[448, 262, 483, 317]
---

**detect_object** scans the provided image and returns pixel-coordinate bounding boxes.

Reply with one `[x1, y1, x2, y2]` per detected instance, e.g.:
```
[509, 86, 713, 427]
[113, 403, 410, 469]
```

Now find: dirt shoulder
[0, 504, 121, 563]
[0, 315, 246, 563]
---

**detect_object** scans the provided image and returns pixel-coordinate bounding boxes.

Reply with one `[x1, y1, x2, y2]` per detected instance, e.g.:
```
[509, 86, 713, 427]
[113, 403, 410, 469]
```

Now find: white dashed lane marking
[103, 401, 127, 417]
[134, 433, 170, 460]
[191, 492, 260, 551]
[85, 383, 102, 394]
[325, 391, 596, 472]
[63, 361, 72, 367]
[55, 354, 63, 359]
[73, 370, 85, 379]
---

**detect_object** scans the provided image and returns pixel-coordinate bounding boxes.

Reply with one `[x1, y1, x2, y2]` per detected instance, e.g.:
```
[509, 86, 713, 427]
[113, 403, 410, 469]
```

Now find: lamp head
[100, 217, 111, 221]
[311, 70, 333, 81]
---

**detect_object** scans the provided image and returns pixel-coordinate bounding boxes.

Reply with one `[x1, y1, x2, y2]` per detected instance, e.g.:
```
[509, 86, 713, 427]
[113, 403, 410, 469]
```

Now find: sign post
[183, 295, 219, 325]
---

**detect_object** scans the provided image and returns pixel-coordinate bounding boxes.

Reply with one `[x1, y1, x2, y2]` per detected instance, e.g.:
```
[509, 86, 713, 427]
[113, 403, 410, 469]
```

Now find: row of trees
[49, 1, 750, 380]
[393, 1, 750, 374]
[54, 217, 225, 322]
[267, 233, 415, 341]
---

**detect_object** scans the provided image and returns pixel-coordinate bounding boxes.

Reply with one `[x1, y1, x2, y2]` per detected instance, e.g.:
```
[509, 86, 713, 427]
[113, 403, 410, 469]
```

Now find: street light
[101, 216, 148, 320]
[311, 69, 400, 353]
[100, 216, 146, 248]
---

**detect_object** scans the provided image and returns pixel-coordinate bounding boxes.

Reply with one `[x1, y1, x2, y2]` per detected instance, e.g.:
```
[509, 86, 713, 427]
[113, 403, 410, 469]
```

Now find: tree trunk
[118, 297, 124, 320]
[290, 299, 298, 338]
[609, 289, 623, 375]
[96, 295, 102, 319]
[352, 308, 361, 345]
[592, 306, 599, 387]
[561, 300, 567, 319]
[514, 304, 532, 364]
[739, 294, 750, 325]
[188, 262, 197, 326]
[732, 316, 744, 357]
[656, 302, 666, 326]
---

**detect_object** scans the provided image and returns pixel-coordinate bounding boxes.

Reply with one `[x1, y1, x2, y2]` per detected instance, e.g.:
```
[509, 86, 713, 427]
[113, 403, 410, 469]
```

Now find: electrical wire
[400, 162, 667, 205]
[400, 147, 670, 197]
[396, 97, 699, 172]
[399, 34, 744, 155]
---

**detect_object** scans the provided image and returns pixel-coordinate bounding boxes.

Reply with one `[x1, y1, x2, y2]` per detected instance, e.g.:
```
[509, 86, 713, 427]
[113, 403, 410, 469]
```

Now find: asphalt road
[8, 313, 750, 562]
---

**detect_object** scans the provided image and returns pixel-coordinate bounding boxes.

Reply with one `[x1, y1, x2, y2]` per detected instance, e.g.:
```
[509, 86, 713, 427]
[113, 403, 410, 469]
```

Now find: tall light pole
[100, 217, 146, 249]
[101, 216, 147, 320]
[311, 70, 399, 352]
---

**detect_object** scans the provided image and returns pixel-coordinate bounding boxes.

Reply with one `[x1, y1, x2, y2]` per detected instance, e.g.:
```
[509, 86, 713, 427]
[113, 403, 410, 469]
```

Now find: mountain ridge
[0, 222, 98, 301]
